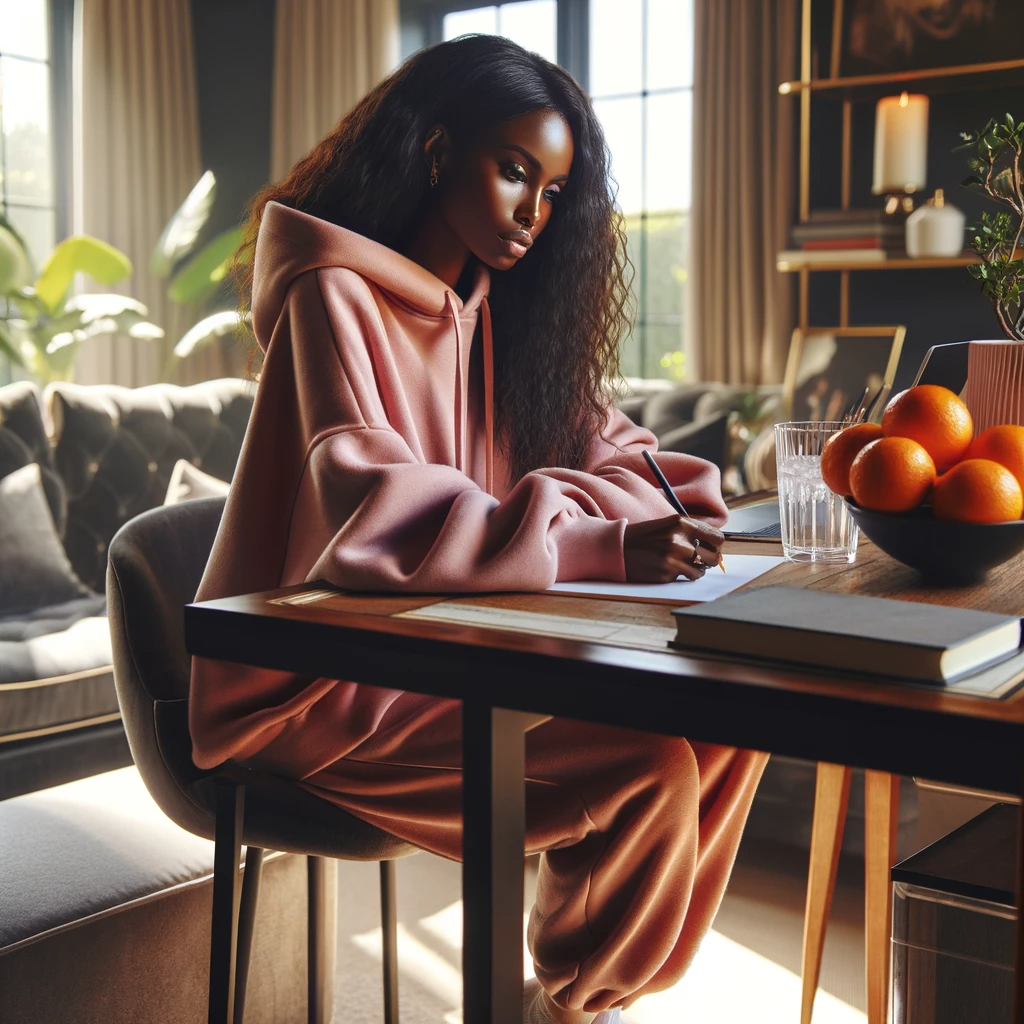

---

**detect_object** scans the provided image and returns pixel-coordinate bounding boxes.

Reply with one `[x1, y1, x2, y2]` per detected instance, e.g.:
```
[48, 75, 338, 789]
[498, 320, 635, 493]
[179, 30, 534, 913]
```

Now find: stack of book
[778, 208, 906, 264]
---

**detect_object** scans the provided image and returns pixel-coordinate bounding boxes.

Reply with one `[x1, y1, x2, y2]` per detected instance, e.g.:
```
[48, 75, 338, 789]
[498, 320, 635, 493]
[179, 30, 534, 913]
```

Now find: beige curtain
[75, 0, 213, 387]
[270, 0, 400, 183]
[690, 0, 797, 385]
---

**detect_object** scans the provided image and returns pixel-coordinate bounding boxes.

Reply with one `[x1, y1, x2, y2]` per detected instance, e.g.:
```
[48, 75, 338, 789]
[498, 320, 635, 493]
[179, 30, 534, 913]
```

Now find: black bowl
[843, 499, 1024, 585]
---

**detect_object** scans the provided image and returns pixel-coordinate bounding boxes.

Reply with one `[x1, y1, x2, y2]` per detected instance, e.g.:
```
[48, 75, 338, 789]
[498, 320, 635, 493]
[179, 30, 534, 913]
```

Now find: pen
[642, 450, 726, 573]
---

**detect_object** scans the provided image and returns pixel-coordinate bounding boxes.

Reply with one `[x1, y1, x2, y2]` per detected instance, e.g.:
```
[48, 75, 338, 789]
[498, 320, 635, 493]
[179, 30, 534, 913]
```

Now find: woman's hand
[623, 515, 725, 583]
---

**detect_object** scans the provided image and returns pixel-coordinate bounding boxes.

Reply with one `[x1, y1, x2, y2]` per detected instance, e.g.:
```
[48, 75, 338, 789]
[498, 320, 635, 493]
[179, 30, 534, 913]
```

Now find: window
[590, 0, 694, 382]
[401, 0, 695, 382]
[442, 1, 557, 63]
[0, 0, 55, 268]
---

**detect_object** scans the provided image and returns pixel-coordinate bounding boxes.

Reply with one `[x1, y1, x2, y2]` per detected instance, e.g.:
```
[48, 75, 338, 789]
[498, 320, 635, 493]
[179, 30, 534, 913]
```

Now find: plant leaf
[168, 227, 242, 305]
[150, 170, 217, 278]
[0, 319, 27, 366]
[63, 293, 151, 322]
[35, 236, 133, 312]
[173, 309, 247, 358]
[0, 225, 33, 294]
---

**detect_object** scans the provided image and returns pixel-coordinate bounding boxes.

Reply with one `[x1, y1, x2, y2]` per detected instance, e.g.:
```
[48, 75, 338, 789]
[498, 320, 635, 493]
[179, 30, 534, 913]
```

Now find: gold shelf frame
[783, 0, 1019, 331]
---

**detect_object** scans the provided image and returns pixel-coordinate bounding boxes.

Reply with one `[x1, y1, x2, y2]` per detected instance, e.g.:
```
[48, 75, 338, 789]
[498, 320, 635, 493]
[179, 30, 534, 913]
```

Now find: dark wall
[807, 0, 1024, 390]
[190, 0, 277, 237]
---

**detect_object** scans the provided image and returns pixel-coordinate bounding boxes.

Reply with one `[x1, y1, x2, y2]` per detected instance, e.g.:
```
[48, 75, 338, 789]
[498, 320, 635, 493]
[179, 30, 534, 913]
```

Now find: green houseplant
[959, 113, 1024, 340]
[0, 217, 163, 383]
[150, 171, 247, 364]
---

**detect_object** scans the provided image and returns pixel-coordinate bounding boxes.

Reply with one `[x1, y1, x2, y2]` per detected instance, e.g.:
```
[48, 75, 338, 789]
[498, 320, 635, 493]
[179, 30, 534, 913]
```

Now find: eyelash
[503, 162, 561, 202]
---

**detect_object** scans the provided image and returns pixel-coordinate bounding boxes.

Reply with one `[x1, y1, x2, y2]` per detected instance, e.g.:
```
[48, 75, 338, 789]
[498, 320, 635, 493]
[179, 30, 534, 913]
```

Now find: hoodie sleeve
[298, 269, 726, 592]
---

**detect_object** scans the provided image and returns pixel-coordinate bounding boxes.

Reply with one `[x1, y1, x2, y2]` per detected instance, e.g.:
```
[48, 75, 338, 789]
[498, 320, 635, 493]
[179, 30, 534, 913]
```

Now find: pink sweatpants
[299, 694, 768, 1013]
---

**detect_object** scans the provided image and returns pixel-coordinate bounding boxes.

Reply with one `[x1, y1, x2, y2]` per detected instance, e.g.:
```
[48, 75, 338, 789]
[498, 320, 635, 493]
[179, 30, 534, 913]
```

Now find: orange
[932, 458, 1023, 523]
[966, 424, 1024, 489]
[881, 385, 974, 472]
[821, 423, 884, 497]
[849, 437, 936, 512]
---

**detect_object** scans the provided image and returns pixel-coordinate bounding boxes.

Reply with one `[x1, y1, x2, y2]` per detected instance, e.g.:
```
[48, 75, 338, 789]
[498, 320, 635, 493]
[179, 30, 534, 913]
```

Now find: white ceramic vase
[905, 189, 966, 258]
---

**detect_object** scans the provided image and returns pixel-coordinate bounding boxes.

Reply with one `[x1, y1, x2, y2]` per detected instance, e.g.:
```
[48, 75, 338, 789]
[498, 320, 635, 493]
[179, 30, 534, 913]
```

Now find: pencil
[642, 450, 727, 573]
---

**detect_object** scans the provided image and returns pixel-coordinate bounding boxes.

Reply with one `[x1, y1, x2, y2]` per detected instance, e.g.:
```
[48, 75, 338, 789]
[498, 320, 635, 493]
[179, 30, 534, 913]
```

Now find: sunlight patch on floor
[624, 929, 866, 1024]
[352, 899, 866, 1024]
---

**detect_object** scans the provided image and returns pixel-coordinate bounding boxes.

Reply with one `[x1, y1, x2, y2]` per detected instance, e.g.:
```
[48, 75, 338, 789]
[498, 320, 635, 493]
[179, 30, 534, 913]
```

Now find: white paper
[400, 602, 677, 650]
[545, 554, 786, 603]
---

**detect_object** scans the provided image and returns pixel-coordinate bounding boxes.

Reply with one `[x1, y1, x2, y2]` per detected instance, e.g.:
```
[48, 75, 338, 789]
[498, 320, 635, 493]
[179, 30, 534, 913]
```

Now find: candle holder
[873, 92, 929, 217]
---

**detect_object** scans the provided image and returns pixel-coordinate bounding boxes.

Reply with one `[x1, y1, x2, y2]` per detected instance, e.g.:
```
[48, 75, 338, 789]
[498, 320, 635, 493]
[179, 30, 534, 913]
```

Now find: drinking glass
[774, 421, 859, 563]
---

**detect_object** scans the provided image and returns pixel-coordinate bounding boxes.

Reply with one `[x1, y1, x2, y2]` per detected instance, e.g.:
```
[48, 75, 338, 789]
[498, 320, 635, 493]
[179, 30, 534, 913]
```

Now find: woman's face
[433, 109, 574, 271]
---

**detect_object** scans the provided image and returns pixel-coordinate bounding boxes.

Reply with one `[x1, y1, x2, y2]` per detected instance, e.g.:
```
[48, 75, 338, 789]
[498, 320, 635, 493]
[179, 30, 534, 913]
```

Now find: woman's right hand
[623, 515, 725, 583]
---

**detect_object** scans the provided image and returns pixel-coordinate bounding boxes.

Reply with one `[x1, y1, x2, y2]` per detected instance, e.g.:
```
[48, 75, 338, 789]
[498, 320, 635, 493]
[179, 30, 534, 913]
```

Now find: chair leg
[308, 856, 329, 1024]
[380, 859, 400, 1024]
[801, 763, 852, 1024]
[865, 771, 900, 1024]
[233, 847, 265, 1024]
[209, 779, 245, 1024]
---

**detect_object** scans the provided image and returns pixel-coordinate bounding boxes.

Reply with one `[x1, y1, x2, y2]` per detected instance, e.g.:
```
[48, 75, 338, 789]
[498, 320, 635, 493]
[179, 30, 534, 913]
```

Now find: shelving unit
[781, 0, 1022, 330]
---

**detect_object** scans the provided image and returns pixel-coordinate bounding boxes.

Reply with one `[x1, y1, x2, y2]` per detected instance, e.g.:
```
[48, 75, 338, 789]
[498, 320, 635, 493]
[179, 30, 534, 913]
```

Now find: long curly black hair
[236, 35, 632, 482]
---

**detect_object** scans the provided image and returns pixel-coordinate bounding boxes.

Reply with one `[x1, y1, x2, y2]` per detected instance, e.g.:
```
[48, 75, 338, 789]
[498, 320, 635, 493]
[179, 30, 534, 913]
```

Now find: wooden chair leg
[307, 856, 328, 1024]
[865, 771, 900, 1024]
[233, 847, 265, 1024]
[210, 779, 245, 1024]
[380, 859, 400, 1024]
[801, 762, 852, 1024]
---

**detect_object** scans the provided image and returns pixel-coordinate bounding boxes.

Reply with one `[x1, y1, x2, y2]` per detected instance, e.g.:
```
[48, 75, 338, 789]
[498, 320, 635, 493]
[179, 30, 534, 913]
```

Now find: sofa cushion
[0, 380, 66, 534]
[0, 595, 115, 741]
[47, 379, 253, 591]
[0, 464, 93, 618]
[0, 767, 331, 1024]
[164, 458, 231, 505]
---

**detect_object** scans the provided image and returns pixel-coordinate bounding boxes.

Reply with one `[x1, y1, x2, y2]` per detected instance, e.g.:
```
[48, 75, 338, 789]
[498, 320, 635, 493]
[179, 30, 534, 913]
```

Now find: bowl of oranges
[821, 384, 1024, 584]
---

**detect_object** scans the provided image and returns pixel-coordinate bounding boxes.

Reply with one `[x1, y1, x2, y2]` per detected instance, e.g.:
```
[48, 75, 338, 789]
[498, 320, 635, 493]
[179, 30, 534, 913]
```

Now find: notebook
[671, 586, 1021, 683]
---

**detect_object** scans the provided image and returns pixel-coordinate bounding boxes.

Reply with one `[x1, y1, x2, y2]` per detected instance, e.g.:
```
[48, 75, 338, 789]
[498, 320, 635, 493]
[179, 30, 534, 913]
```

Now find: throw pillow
[164, 458, 230, 505]
[0, 380, 68, 535]
[0, 463, 93, 617]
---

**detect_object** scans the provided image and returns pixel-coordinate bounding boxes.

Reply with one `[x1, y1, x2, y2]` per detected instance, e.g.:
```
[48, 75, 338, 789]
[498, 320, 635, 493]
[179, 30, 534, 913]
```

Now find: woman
[190, 35, 766, 1024]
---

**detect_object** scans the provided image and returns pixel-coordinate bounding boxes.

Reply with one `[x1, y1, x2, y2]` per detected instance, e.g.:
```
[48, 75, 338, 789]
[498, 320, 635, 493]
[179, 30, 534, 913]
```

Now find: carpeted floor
[332, 833, 869, 1023]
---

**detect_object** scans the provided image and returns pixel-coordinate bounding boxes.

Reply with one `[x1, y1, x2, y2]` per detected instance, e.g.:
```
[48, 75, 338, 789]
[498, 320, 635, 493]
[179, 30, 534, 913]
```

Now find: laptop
[722, 497, 782, 538]
[723, 342, 969, 539]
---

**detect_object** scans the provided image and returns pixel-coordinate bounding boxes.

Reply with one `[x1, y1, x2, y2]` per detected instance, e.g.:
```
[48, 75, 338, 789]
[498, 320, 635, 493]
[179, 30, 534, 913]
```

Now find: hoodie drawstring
[446, 291, 465, 478]
[481, 298, 494, 496]
[446, 290, 495, 496]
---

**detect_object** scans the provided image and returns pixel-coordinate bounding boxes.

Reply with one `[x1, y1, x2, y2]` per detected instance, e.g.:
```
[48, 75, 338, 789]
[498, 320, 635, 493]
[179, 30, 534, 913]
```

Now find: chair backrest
[107, 497, 226, 838]
[107, 496, 417, 860]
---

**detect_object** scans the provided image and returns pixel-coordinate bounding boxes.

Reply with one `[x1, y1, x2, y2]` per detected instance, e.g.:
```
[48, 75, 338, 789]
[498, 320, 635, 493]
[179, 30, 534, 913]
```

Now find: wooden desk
[185, 540, 1024, 1024]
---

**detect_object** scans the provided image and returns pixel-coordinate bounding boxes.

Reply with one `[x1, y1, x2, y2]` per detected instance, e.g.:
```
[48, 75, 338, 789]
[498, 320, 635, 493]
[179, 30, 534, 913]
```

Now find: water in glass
[775, 422, 859, 563]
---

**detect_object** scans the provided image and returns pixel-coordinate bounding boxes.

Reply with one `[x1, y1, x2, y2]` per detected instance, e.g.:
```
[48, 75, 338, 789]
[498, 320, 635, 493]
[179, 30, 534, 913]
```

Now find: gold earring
[430, 158, 439, 188]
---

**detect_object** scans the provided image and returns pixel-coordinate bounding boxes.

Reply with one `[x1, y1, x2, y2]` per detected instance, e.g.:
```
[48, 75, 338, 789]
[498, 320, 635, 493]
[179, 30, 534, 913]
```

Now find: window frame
[402, 0, 588, 85]
[0, 0, 72, 264]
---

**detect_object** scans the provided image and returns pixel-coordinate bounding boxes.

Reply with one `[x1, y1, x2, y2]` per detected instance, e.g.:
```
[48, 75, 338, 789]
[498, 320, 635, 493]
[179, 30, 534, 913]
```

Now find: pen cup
[774, 421, 859, 564]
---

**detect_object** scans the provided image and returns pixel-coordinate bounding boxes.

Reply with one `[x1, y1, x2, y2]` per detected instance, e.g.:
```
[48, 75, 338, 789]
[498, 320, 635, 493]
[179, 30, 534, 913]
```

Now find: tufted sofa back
[0, 381, 69, 535]
[46, 379, 254, 591]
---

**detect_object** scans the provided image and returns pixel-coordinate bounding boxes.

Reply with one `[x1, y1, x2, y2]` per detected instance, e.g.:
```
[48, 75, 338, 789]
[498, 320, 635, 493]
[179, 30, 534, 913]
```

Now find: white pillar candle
[872, 92, 929, 195]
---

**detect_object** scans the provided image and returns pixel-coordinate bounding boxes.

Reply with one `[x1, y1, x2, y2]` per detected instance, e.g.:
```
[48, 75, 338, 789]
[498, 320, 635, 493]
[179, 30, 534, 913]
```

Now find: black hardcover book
[671, 586, 1021, 683]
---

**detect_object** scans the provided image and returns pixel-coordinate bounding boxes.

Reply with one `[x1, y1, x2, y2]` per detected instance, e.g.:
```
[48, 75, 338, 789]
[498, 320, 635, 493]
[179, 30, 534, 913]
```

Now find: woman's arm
[297, 272, 727, 591]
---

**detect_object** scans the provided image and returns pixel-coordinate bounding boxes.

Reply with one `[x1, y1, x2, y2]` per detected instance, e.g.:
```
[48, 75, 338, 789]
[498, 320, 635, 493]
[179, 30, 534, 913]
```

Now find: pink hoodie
[188, 201, 727, 772]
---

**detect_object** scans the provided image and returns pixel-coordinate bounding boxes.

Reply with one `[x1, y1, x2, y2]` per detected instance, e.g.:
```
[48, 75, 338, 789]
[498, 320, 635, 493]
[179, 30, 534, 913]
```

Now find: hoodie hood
[251, 201, 495, 493]
[252, 201, 488, 348]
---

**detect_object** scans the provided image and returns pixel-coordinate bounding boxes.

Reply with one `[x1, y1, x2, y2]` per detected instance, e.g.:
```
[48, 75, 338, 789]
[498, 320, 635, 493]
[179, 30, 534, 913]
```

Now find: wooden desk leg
[1013, 754, 1024, 1024]
[802, 763, 852, 1024]
[462, 704, 549, 1024]
[865, 771, 900, 1024]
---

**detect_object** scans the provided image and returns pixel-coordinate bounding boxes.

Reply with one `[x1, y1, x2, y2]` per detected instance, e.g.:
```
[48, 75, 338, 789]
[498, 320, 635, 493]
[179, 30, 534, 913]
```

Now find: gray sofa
[0, 378, 254, 799]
